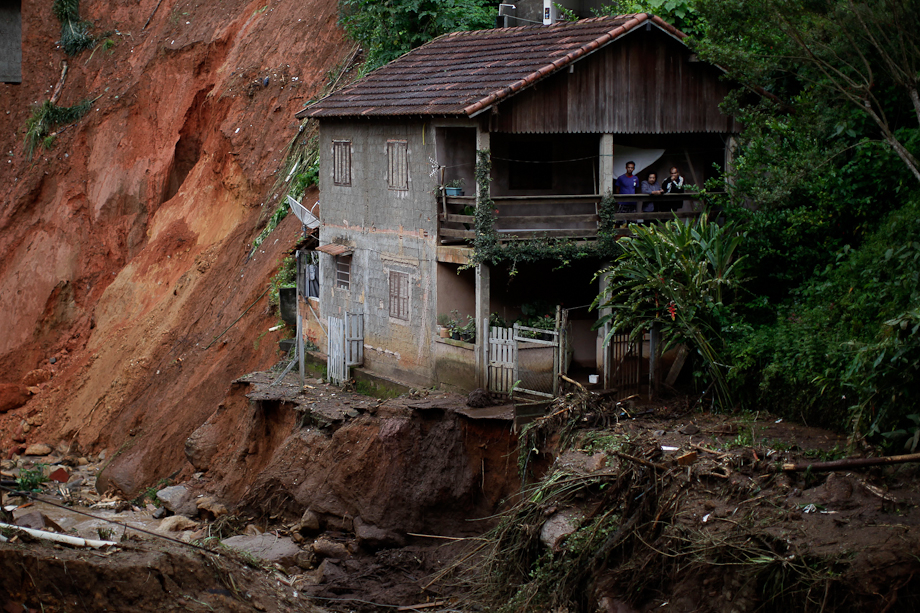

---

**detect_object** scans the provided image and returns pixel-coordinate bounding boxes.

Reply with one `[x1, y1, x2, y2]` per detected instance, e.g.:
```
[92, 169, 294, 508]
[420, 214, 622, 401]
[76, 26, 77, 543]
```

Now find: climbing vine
[465, 151, 622, 272]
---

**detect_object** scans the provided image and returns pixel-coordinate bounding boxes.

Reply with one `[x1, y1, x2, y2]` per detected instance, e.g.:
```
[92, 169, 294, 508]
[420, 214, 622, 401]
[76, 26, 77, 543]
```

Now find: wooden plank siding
[491, 29, 740, 135]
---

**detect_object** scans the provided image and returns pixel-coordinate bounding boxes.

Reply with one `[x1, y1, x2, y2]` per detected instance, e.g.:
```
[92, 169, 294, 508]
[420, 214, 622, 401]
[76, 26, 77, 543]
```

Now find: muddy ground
[3, 378, 920, 612]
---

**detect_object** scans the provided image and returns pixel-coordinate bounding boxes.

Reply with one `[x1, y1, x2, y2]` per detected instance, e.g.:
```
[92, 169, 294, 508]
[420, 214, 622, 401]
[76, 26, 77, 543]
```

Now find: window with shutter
[389, 271, 409, 321]
[332, 140, 351, 186]
[387, 140, 408, 190]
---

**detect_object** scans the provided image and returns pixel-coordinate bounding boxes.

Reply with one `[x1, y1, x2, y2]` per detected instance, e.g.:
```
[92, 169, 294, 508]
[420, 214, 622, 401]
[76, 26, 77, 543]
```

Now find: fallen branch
[559, 374, 586, 391]
[782, 451, 920, 472]
[50, 61, 68, 104]
[613, 451, 667, 471]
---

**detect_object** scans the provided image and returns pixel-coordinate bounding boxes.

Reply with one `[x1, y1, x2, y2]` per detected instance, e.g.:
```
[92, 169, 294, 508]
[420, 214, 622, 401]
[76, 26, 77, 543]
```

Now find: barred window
[387, 140, 408, 190]
[335, 255, 352, 290]
[333, 140, 351, 186]
[389, 271, 410, 321]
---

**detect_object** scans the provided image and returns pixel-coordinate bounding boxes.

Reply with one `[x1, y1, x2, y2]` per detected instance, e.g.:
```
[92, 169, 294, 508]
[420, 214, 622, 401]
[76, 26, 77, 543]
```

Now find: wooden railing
[437, 193, 707, 243]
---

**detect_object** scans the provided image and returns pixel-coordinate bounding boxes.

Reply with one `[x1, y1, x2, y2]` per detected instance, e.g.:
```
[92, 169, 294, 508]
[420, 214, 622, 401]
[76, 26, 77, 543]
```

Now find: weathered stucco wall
[317, 119, 444, 387]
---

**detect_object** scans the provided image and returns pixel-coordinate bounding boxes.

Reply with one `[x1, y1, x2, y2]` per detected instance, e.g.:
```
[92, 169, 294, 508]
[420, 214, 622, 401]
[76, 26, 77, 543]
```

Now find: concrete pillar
[475, 263, 490, 388]
[599, 134, 614, 194]
[597, 269, 613, 389]
[475, 127, 491, 389]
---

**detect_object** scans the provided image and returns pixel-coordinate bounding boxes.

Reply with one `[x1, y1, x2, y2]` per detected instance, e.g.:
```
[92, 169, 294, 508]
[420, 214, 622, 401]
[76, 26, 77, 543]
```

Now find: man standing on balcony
[615, 161, 639, 212]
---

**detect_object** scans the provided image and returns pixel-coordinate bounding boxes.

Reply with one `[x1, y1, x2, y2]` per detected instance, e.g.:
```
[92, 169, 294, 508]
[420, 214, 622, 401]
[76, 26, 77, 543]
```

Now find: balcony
[437, 193, 706, 244]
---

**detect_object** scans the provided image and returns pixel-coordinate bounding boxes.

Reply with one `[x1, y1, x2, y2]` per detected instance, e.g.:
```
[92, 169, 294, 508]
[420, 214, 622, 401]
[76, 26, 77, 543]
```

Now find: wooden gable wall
[490, 27, 740, 135]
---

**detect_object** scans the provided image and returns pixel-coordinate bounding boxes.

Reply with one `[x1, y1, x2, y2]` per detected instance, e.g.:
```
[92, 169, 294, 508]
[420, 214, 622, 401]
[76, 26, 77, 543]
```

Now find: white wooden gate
[327, 312, 364, 386]
[327, 316, 346, 385]
[513, 323, 560, 399]
[488, 323, 561, 399]
[488, 326, 516, 395]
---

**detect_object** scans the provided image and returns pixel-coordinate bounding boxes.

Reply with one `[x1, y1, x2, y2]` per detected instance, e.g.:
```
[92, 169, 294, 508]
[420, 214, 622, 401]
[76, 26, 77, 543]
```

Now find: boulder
[312, 536, 349, 560]
[184, 421, 221, 471]
[155, 485, 197, 517]
[196, 496, 229, 519]
[296, 509, 321, 533]
[24, 443, 52, 457]
[0, 383, 30, 414]
[21, 370, 51, 387]
[221, 534, 301, 566]
[158, 515, 199, 532]
[540, 508, 584, 551]
[354, 516, 405, 550]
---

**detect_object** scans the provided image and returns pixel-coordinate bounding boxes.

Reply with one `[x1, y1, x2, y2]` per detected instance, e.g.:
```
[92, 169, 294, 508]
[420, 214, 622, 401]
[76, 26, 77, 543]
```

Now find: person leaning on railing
[640, 172, 662, 212]
[660, 166, 685, 212]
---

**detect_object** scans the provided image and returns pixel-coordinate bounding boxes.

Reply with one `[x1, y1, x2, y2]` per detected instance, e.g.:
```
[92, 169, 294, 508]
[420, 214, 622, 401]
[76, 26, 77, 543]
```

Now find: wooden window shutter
[332, 140, 351, 186]
[387, 140, 408, 190]
[389, 271, 409, 320]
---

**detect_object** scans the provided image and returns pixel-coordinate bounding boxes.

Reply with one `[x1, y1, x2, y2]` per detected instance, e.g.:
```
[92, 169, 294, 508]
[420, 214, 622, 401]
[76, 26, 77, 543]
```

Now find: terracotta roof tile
[301, 14, 685, 119]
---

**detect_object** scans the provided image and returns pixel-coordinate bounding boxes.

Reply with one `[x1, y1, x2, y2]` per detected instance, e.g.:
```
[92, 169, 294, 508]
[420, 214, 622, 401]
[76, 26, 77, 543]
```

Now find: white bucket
[588, 374, 598, 384]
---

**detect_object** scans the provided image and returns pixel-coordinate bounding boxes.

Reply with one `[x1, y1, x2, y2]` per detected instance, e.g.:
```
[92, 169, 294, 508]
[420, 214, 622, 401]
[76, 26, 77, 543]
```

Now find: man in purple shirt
[615, 161, 639, 212]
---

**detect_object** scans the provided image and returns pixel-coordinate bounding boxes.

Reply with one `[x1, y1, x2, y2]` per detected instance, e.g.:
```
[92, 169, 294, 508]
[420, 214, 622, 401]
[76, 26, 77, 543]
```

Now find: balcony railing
[437, 193, 707, 243]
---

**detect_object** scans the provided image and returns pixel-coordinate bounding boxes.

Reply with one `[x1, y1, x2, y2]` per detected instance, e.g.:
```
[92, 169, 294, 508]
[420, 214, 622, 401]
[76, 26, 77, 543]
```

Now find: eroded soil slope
[0, 0, 351, 491]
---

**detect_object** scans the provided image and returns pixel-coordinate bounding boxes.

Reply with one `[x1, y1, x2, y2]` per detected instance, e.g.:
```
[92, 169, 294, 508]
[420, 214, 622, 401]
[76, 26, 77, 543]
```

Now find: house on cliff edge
[295, 14, 739, 396]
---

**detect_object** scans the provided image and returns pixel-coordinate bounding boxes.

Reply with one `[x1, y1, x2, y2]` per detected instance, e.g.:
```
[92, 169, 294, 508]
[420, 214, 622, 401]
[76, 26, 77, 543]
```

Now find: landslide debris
[449, 387, 920, 613]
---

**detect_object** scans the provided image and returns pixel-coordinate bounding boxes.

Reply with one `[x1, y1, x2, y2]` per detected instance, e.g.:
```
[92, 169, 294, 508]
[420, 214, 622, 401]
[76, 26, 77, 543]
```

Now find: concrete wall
[317, 118, 477, 388]
[0, 0, 22, 83]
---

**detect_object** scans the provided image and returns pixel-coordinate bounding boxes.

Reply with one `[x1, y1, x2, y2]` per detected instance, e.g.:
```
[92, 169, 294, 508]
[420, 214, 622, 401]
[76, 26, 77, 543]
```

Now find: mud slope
[0, 0, 350, 492]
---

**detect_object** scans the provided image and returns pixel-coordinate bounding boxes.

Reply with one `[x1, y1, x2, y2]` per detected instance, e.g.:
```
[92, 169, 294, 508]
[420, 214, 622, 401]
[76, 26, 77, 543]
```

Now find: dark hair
[626, 160, 635, 166]
[648, 172, 656, 179]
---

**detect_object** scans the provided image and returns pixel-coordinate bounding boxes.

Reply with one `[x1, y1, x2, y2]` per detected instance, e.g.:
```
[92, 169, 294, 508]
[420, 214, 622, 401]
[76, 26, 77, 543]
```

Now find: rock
[296, 509, 321, 533]
[679, 423, 700, 435]
[466, 388, 493, 407]
[21, 423, 30, 434]
[76, 457, 89, 466]
[244, 524, 262, 536]
[316, 558, 347, 583]
[14, 511, 63, 532]
[540, 508, 584, 551]
[21, 369, 51, 387]
[0, 383, 30, 414]
[155, 485, 197, 517]
[49, 466, 70, 483]
[354, 516, 405, 550]
[296, 550, 317, 570]
[221, 534, 301, 566]
[158, 515, 199, 532]
[196, 496, 228, 519]
[24, 443, 52, 456]
[312, 536, 350, 560]
[152, 506, 168, 519]
[185, 421, 221, 471]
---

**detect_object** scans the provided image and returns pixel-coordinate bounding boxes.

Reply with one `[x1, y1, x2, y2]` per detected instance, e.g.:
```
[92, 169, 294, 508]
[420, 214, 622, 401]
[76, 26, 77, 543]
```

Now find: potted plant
[444, 178, 465, 196]
[437, 313, 451, 338]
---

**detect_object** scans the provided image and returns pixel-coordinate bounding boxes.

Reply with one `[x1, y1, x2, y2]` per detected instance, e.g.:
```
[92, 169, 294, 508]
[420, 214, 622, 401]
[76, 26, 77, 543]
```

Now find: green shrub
[728, 195, 920, 439]
[23, 99, 92, 160]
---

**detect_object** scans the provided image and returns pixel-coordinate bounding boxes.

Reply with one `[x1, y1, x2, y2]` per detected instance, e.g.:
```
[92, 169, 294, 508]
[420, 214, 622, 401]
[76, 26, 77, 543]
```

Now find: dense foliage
[689, 0, 920, 439]
[594, 215, 745, 409]
[338, 0, 498, 72]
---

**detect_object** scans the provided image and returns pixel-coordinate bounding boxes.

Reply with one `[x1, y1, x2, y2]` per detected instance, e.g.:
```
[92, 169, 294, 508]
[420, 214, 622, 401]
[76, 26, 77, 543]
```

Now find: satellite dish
[286, 195, 320, 230]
